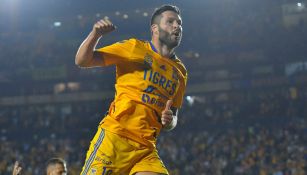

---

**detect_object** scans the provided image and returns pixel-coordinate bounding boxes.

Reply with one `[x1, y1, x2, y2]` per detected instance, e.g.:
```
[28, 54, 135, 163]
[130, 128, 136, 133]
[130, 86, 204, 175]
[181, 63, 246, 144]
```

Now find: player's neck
[151, 39, 175, 59]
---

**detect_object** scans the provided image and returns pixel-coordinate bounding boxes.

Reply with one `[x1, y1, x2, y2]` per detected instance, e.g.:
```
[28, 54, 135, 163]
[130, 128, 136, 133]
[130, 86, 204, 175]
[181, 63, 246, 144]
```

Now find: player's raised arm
[75, 18, 116, 67]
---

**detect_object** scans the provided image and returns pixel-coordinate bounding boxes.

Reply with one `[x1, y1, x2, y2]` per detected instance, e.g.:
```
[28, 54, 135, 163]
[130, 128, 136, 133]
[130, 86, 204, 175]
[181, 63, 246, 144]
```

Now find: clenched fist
[92, 18, 116, 37]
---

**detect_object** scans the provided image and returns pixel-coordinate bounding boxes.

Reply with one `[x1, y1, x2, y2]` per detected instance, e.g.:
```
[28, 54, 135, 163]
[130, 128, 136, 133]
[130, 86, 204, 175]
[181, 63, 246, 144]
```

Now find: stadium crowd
[1, 86, 306, 174]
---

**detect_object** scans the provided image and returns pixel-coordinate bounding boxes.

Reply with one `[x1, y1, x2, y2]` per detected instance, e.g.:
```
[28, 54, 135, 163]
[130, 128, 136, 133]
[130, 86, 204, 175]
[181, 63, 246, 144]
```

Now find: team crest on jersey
[144, 53, 153, 67]
[172, 67, 179, 81]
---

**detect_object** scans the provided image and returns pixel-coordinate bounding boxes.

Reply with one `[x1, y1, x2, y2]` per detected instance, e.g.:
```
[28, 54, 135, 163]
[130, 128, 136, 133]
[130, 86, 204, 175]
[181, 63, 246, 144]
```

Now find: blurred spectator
[11, 158, 67, 175]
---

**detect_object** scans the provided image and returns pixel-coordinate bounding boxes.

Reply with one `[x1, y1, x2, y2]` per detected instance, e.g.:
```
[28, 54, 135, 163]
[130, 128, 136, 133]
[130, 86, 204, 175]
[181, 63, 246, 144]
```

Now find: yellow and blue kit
[81, 38, 187, 175]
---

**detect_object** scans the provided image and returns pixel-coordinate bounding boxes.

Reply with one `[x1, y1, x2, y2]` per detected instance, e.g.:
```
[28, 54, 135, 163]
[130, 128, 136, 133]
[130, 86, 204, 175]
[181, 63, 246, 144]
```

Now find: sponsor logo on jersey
[143, 85, 156, 93]
[95, 156, 113, 165]
[160, 65, 167, 71]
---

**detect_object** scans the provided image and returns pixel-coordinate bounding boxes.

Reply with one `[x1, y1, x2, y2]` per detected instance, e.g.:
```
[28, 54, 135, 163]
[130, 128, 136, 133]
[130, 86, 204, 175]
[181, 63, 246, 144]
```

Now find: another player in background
[46, 158, 67, 175]
[12, 161, 22, 175]
[76, 4, 187, 175]
[12, 158, 67, 175]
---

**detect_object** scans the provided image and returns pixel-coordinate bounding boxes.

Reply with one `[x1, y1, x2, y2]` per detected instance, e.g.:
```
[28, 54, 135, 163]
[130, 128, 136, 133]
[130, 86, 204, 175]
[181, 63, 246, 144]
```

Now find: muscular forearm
[75, 18, 115, 67]
[75, 31, 101, 67]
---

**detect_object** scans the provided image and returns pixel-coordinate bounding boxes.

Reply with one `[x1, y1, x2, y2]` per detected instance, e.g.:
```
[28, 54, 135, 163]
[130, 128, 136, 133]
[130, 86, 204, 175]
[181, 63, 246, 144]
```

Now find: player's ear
[151, 24, 159, 35]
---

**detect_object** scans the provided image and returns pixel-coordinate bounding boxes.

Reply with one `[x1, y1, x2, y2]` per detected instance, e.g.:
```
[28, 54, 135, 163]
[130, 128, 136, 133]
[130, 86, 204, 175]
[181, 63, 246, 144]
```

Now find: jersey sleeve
[96, 38, 137, 66]
[173, 73, 188, 109]
[171, 58, 188, 109]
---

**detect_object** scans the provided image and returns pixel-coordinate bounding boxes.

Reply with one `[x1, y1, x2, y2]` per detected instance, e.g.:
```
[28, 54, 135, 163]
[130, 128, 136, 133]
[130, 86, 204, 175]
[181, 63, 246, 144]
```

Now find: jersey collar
[149, 41, 158, 53]
[149, 41, 176, 60]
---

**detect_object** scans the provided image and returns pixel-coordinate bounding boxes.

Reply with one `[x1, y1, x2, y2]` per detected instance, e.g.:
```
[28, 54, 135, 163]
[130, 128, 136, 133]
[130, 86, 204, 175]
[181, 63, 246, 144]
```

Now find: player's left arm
[161, 100, 178, 131]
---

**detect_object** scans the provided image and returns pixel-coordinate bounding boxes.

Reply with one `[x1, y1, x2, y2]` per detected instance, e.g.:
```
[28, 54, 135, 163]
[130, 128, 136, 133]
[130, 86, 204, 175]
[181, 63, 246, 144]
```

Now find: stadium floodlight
[123, 14, 128, 19]
[186, 96, 195, 106]
[53, 22, 61, 27]
[296, 2, 305, 11]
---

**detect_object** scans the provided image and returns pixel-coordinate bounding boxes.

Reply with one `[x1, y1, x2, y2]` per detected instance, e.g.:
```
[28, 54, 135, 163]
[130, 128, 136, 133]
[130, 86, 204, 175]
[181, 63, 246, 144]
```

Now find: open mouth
[173, 31, 180, 36]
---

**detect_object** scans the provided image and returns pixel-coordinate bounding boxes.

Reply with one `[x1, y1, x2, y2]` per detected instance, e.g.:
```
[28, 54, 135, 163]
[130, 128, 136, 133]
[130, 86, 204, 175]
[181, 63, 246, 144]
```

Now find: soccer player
[46, 158, 67, 175]
[75, 4, 187, 175]
[12, 158, 67, 175]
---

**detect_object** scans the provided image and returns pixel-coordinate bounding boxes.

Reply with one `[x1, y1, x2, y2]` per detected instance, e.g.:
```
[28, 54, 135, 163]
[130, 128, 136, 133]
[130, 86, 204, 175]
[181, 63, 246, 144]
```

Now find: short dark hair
[150, 5, 180, 26]
[46, 157, 66, 168]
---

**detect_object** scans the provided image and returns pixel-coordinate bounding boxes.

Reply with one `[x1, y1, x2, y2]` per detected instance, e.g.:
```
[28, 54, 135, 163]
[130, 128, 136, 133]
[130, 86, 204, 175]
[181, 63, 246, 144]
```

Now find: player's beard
[158, 26, 181, 49]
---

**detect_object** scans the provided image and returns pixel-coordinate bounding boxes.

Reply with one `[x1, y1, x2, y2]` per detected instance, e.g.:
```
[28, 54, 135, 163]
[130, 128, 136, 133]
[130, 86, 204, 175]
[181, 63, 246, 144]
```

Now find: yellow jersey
[96, 38, 187, 147]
